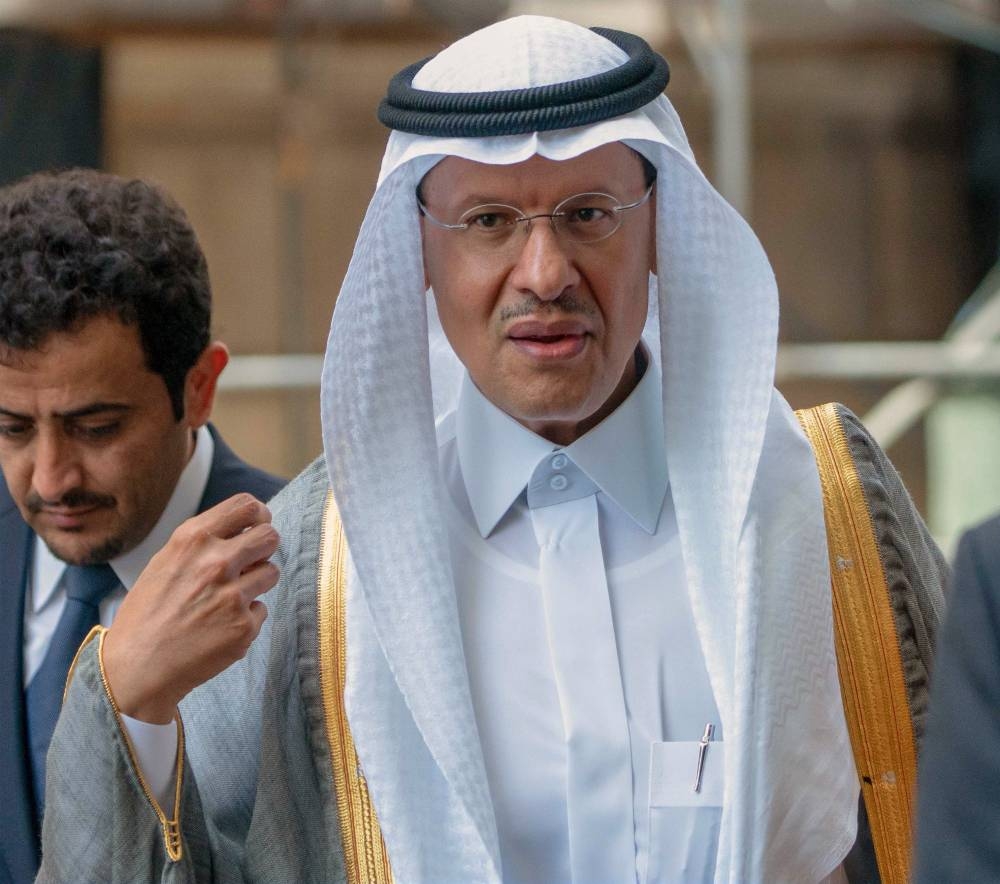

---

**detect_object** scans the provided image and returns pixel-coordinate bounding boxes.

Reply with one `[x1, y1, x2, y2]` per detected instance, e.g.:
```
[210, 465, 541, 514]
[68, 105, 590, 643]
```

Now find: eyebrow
[421, 192, 507, 213]
[454, 193, 511, 206]
[0, 403, 132, 420]
[448, 186, 629, 209]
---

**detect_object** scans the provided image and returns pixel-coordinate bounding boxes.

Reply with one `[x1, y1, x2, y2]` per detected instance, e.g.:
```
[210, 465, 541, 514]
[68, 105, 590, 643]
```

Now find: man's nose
[507, 220, 581, 302]
[31, 433, 82, 502]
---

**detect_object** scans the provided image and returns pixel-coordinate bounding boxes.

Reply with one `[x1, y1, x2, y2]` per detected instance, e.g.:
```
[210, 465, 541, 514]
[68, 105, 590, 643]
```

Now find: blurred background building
[1, 0, 997, 553]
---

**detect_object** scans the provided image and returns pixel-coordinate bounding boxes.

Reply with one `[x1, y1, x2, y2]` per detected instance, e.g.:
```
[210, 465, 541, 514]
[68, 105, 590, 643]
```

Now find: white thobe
[439, 360, 725, 884]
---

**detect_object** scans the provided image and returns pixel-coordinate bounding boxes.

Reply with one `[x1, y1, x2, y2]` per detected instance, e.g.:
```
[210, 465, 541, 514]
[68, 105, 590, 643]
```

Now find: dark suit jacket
[914, 512, 1000, 883]
[0, 426, 284, 884]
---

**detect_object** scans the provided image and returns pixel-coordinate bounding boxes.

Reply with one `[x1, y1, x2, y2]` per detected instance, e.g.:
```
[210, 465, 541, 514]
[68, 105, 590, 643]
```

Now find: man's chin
[38, 530, 128, 566]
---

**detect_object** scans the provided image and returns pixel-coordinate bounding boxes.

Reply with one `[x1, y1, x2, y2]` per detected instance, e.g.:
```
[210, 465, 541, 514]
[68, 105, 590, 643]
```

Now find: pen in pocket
[693, 723, 714, 793]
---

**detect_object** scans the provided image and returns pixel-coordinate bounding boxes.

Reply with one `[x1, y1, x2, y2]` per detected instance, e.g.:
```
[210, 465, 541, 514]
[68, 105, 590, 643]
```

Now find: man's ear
[183, 341, 228, 428]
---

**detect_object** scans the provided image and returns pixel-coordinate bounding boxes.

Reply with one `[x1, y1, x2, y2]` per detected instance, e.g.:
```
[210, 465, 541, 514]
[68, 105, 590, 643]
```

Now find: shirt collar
[32, 424, 215, 611]
[456, 374, 555, 539]
[456, 352, 668, 538]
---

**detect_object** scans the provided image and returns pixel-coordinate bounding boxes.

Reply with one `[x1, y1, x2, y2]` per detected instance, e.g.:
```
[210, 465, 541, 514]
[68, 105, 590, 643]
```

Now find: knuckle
[176, 522, 211, 550]
[199, 557, 231, 587]
[222, 587, 245, 616]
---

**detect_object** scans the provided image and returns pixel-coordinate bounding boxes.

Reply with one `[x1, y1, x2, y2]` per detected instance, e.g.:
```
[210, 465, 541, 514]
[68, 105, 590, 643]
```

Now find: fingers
[167, 496, 280, 583]
[193, 493, 272, 541]
[229, 522, 281, 578]
[235, 559, 281, 604]
[107, 496, 280, 719]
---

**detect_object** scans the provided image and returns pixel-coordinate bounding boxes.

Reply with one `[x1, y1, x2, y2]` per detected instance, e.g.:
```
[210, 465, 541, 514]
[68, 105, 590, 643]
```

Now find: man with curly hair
[0, 168, 284, 884]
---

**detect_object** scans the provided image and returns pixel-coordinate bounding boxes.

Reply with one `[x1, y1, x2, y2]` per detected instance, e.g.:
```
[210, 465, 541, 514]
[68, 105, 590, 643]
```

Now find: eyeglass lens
[458, 193, 626, 246]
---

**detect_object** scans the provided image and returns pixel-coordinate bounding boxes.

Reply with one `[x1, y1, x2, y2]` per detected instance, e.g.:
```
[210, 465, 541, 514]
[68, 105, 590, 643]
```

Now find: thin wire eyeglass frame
[417, 182, 655, 247]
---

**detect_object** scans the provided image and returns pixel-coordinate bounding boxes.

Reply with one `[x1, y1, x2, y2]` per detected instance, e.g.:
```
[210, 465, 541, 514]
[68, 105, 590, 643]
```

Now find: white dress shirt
[441, 360, 725, 884]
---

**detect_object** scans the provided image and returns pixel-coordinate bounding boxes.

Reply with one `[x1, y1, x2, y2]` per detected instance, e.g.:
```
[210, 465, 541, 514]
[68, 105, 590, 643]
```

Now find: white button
[550, 474, 569, 492]
[551, 453, 568, 470]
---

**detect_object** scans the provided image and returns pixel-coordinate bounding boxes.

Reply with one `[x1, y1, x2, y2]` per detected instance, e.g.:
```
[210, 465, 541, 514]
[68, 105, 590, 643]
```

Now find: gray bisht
[38, 410, 947, 884]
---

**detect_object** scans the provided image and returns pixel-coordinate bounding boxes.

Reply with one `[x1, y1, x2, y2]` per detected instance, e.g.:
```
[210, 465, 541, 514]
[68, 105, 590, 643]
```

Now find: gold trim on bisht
[797, 403, 918, 884]
[317, 491, 394, 884]
[66, 626, 186, 862]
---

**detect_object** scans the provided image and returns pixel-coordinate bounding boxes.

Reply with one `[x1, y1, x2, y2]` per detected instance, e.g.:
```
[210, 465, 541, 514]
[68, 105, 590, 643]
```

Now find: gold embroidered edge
[316, 491, 393, 884]
[67, 626, 186, 862]
[796, 403, 918, 884]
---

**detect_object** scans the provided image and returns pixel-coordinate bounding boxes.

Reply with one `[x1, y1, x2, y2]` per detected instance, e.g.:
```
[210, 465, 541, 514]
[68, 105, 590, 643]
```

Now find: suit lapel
[0, 484, 39, 883]
[199, 425, 240, 510]
[199, 424, 283, 510]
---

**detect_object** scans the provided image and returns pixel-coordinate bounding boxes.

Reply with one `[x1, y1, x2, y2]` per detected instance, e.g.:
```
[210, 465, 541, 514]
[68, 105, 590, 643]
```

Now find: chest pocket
[645, 740, 724, 884]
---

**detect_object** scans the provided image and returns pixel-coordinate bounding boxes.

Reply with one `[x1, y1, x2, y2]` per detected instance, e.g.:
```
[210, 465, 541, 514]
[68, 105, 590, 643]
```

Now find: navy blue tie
[25, 563, 118, 820]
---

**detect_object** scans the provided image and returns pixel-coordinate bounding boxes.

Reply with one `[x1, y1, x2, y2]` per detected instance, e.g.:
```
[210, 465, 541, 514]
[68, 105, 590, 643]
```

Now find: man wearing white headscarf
[38, 16, 945, 884]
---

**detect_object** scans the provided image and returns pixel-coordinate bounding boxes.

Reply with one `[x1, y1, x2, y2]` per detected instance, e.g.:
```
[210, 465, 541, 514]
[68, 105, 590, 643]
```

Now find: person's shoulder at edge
[957, 510, 1000, 574]
[912, 508, 1000, 884]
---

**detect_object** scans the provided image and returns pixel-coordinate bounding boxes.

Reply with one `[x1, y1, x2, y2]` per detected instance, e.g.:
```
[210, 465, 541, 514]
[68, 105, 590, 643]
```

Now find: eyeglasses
[417, 183, 654, 251]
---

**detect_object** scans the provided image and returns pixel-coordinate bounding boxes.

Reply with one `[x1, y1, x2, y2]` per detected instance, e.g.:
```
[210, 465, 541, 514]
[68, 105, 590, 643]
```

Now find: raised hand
[101, 493, 280, 724]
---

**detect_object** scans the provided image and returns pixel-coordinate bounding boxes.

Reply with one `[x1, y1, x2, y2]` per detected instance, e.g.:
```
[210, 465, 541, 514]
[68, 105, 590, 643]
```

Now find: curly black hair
[0, 168, 212, 420]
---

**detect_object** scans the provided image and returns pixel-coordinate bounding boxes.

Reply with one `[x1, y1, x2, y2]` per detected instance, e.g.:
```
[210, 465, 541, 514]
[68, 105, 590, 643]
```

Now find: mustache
[498, 294, 596, 322]
[26, 489, 115, 514]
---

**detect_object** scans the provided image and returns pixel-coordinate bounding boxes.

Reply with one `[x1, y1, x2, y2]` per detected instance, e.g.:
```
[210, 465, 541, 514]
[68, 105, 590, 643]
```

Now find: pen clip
[692, 723, 715, 793]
